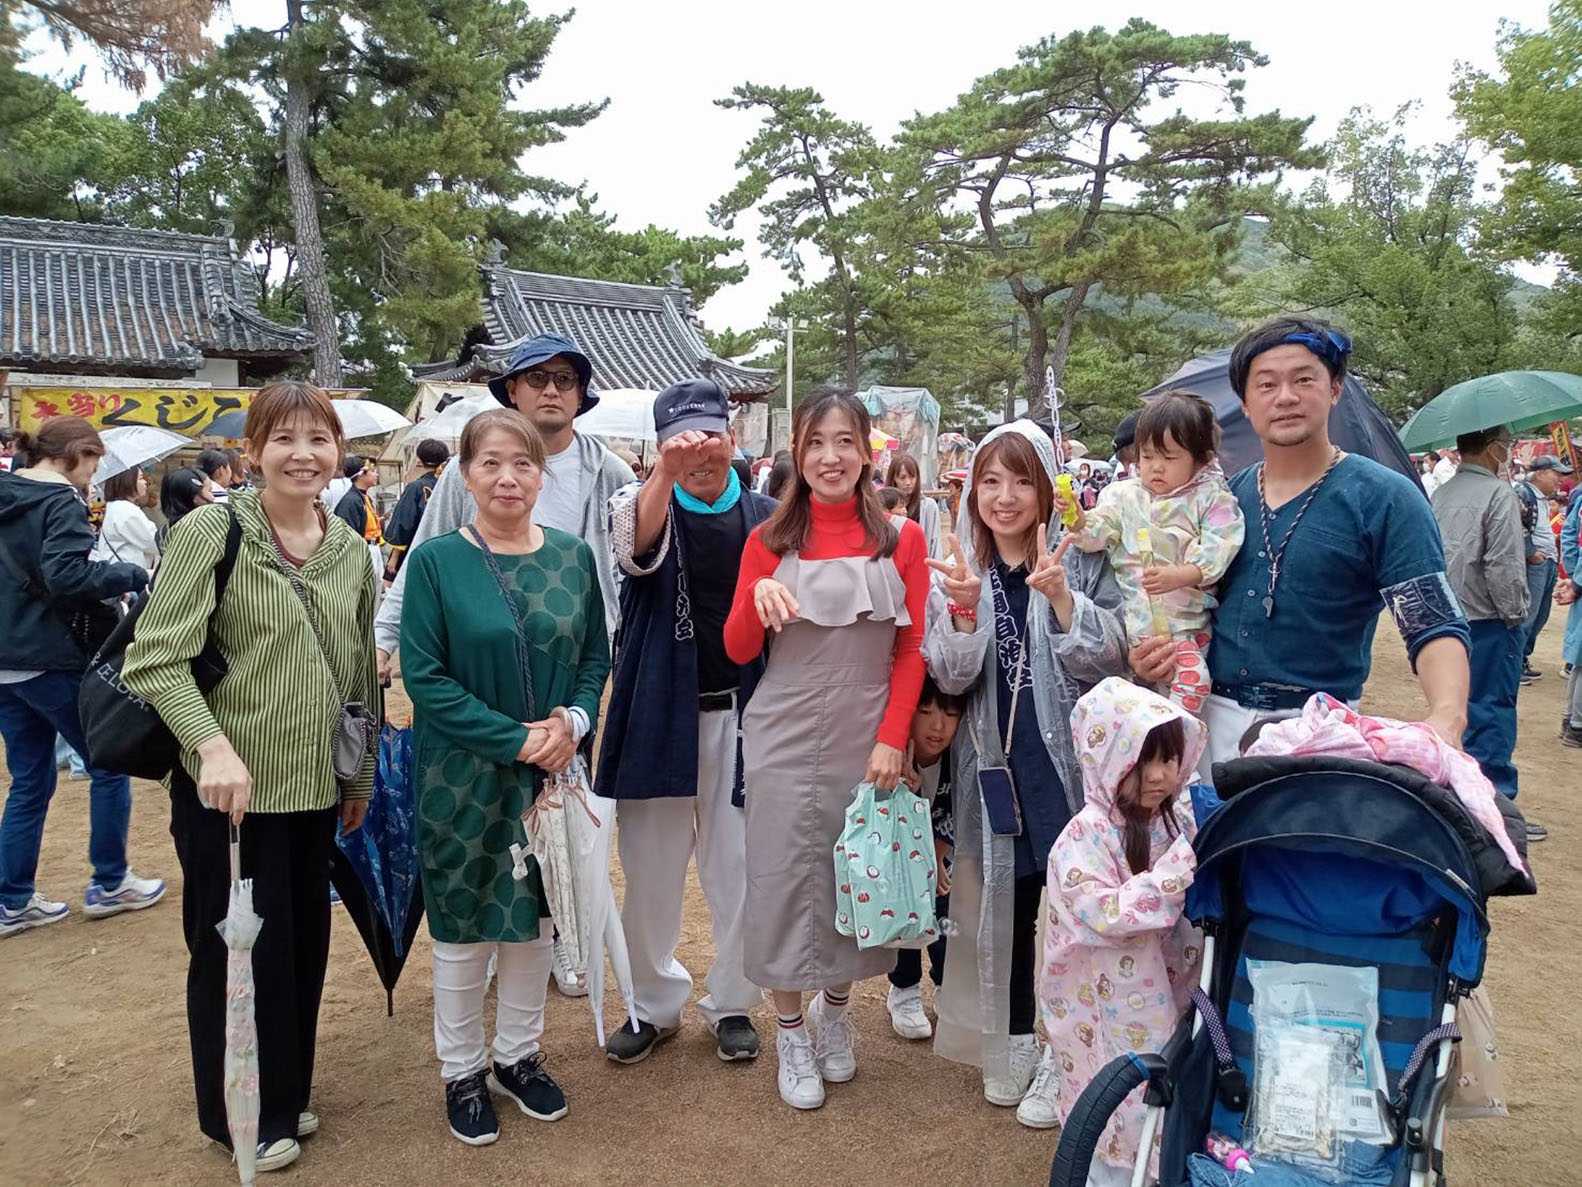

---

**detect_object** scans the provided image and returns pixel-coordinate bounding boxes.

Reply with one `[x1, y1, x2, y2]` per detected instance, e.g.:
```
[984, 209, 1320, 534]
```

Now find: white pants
[1197, 693, 1305, 780]
[432, 935, 553, 1082]
[616, 708, 758, 1029]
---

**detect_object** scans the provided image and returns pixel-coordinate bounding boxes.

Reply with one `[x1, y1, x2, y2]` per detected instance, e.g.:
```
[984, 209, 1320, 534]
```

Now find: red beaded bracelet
[947, 603, 977, 621]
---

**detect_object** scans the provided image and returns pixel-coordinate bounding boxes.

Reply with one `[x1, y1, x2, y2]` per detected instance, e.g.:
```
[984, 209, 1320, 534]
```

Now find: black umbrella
[329, 722, 425, 1016]
[330, 848, 424, 1017]
[1139, 348, 1420, 489]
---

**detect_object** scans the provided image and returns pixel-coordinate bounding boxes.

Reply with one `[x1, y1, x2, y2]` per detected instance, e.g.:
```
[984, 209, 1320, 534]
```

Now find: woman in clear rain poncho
[922, 420, 1128, 1128]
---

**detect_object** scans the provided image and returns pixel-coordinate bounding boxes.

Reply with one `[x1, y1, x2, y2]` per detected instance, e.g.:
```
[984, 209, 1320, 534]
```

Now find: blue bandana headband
[1272, 328, 1352, 374]
[674, 466, 741, 515]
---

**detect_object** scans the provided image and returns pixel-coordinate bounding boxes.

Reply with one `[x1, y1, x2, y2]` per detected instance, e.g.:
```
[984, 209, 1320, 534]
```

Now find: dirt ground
[0, 623, 1575, 1187]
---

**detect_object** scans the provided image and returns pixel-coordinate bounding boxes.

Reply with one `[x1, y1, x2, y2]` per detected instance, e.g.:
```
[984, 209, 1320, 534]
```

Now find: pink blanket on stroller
[1245, 694, 1528, 877]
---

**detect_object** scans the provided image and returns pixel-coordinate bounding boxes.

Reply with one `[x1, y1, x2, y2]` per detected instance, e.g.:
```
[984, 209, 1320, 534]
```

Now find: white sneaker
[83, 871, 165, 919]
[984, 1034, 1042, 1106]
[776, 1027, 825, 1110]
[255, 1138, 301, 1172]
[887, 983, 933, 1040]
[0, 892, 69, 938]
[806, 994, 857, 1083]
[550, 934, 587, 997]
[1016, 1048, 1062, 1129]
[297, 1110, 319, 1137]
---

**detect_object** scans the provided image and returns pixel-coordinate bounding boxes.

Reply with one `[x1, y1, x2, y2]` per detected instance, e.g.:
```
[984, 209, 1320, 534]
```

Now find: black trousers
[168, 770, 337, 1147]
[1009, 872, 1042, 1036]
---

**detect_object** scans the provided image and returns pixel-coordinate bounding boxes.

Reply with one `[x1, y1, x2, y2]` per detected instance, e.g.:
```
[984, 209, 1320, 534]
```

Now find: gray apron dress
[741, 550, 910, 990]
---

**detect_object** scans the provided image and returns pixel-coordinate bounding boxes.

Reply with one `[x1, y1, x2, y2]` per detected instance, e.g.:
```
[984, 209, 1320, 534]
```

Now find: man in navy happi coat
[597, 380, 775, 1065]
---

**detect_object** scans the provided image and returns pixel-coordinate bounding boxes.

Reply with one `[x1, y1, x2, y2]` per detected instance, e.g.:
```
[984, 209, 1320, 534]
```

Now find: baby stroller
[1050, 754, 1535, 1187]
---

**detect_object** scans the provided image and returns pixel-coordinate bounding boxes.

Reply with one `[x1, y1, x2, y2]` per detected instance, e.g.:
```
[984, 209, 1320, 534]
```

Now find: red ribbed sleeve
[877, 518, 928, 749]
[724, 526, 779, 664]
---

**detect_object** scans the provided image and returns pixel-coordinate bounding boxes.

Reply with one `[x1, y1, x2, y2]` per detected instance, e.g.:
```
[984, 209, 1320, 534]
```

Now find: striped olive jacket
[123, 492, 378, 812]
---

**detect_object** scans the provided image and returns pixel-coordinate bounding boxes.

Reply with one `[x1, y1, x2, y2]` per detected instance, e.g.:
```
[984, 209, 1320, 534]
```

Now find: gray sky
[25, 0, 1553, 333]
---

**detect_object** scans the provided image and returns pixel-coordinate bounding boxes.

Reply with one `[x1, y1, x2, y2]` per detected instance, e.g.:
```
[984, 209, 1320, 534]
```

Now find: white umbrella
[219, 824, 262, 1185]
[520, 759, 638, 1045]
[573, 389, 658, 443]
[403, 394, 498, 445]
[334, 399, 412, 438]
[92, 425, 189, 485]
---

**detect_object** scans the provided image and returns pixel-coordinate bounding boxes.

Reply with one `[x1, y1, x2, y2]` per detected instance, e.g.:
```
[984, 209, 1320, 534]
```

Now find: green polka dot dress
[400, 527, 611, 945]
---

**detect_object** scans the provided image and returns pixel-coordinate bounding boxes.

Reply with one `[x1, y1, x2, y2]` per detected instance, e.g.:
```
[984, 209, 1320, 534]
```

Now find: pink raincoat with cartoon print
[1041, 677, 1208, 1178]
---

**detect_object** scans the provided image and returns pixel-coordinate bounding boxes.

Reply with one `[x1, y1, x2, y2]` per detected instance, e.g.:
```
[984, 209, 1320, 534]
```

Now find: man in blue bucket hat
[375, 330, 634, 993]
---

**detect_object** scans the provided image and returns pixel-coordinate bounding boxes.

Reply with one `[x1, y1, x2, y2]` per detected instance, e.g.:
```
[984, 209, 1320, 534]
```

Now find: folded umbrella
[219, 824, 262, 1186]
[522, 758, 637, 1045]
[1399, 371, 1582, 452]
[328, 721, 425, 1016]
[92, 425, 189, 485]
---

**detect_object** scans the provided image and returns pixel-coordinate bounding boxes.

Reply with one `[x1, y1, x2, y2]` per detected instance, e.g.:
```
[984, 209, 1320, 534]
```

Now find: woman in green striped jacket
[124, 381, 378, 1176]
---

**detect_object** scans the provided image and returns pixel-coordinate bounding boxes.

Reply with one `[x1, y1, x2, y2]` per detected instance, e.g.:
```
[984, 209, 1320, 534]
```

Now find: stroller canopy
[1189, 757, 1491, 984]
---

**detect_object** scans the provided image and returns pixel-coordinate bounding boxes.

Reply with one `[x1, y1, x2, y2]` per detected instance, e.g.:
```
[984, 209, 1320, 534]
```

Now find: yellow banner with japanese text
[14, 386, 255, 436]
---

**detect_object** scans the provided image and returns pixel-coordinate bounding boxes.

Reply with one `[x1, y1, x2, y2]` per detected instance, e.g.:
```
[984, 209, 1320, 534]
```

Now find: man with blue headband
[1131, 316, 1472, 776]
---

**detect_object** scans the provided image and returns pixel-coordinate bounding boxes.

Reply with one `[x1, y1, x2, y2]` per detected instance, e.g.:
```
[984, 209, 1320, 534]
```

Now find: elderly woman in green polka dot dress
[400, 408, 610, 1146]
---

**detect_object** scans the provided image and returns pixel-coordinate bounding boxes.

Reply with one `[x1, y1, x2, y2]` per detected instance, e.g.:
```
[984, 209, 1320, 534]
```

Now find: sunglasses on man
[521, 369, 581, 392]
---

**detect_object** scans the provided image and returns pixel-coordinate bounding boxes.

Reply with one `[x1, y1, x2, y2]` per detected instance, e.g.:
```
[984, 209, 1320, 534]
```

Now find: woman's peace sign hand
[925, 532, 982, 631]
[1027, 524, 1076, 627]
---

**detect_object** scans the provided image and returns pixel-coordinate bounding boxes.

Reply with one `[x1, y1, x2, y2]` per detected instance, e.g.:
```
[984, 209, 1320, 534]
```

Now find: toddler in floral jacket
[1040, 677, 1207, 1186]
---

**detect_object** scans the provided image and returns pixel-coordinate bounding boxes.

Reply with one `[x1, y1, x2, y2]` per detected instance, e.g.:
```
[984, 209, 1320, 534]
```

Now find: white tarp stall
[859, 386, 940, 485]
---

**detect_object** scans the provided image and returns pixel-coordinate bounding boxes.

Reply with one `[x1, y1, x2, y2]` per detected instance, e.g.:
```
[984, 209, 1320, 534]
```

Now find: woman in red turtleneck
[724, 391, 929, 1111]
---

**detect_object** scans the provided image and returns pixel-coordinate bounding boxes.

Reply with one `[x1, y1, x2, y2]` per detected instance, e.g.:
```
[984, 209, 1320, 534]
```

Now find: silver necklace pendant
[1263, 594, 1275, 618]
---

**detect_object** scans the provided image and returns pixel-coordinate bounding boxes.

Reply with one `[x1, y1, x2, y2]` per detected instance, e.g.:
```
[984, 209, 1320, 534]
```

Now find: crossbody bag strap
[262, 529, 350, 705]
[966, 566, 1028, 760]
[464, 524, 538, 724]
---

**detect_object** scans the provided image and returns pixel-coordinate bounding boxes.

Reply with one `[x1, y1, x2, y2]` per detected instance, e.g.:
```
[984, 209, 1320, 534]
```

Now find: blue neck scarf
[674, 466, 741, 515]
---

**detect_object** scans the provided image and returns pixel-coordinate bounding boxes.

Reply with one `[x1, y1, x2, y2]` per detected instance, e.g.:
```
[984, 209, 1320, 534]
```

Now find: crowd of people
[0, 312, 1551, 1181]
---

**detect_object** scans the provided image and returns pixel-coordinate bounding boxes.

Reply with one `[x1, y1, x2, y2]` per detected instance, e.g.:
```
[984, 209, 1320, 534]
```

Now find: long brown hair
[760, 389, 898, 558]
[967, 431, 1054, 569]
[888, 452, 923, 520]
[1117, 718, 1187, 875]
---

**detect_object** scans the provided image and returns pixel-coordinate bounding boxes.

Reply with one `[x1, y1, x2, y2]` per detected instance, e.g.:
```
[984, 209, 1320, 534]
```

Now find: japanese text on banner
[15, 387, 254, 435]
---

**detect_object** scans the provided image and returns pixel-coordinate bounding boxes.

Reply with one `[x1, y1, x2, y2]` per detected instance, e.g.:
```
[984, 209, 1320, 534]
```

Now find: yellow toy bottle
[1135, 526, 1173, 637]
[1055, 473, 1080, 527]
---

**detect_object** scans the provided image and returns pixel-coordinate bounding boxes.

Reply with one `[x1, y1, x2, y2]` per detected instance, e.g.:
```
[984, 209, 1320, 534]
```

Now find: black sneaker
[1526, 820, 1549, 843]
[445, 1071, 499, 1146]
[1519, 671, 1534, 687]
[604, 1019, 676, 1065]
[488, 1052, 568, 1121]
[1524, 662, 1542, 681]
[714, 1015, 760, 1062]
[1564, 726, 1582, 749]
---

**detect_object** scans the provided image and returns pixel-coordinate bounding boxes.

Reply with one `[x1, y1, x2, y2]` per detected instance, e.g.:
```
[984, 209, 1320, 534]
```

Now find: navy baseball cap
[653, 379, 730, 443]
[487, 331, 598, 416]
[1529, 454, 1574, 475]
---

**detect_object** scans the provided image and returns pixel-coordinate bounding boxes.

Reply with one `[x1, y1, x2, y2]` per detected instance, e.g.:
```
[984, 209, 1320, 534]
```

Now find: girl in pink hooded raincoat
[1042, 676, 1208, 1186]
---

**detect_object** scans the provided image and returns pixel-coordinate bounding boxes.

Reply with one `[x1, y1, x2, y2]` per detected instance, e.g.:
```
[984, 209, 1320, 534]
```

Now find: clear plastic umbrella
[519, 760, 637, 1044]
[218, 823, 262, 1185]
[92, 425, 189, 485]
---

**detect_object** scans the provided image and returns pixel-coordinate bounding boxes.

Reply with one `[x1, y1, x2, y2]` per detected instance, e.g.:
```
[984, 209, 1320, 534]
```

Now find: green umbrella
[1399, 371, 1582, 451]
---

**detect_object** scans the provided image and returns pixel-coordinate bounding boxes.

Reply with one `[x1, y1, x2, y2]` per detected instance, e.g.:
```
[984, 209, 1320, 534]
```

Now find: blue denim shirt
[1207, 454, 1470, 702]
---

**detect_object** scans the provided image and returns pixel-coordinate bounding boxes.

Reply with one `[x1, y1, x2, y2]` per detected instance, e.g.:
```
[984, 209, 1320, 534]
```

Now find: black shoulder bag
[78, 506, 243, 779]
